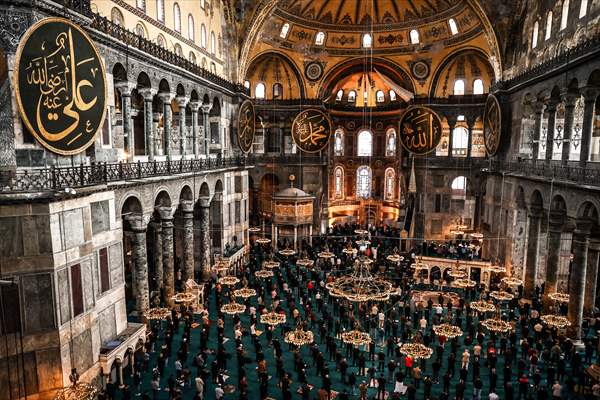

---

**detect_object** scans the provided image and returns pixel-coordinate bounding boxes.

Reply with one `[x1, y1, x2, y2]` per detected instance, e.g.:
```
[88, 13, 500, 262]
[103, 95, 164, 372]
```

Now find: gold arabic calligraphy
[400, 107, 442, 155]
[292, 110, 331, 153]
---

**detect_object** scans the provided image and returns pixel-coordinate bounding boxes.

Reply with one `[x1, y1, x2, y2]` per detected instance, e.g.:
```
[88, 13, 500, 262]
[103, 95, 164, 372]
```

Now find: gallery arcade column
[561, 92, 578, 164]
[176, 96, 188, 156]
[198, 198, 211, 280]
[201, 104, 211, 156]
[115, 82, 135, 161]
[579, 88, 600, 167]
[531, 102, 545, 162]
[150, 220, 163, 294]
[447, 117, 456, 157]
[158, 207, 175, 304]
[542, 212, 564, 311]
[189, 101, 201, 158]
[545, 102, 558, 163]
[568, 221, 592, 339]
[140, 88, 156, 161]
[158, 93, 173, 158]
[181, 200, 195, 282]
[152, 112, 161, 157]
[584, 240, 600, 316]
[124, 215, 150, 315]
[524, 207, 543, 299]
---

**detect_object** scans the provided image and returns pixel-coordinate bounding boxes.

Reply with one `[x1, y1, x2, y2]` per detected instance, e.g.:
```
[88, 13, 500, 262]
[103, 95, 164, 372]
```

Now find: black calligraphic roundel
[399, 106, 443, 155]
[237, 100, 255, 153]
[291, 109, 332, 153]
[14, 18, 107, 155]
[483, 94, 502, 156]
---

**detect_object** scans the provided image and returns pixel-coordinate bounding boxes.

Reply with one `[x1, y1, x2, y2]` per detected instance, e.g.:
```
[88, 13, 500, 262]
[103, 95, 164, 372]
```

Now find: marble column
[579, 88, 599, 167]
[542, 213, 564, 311]
[150, 221, 163, 292]
[116, 359, 124, 387]
[561, 92, 578, 164]
[201, 105, 211, 156]
[159, 93, 173, 158]
[116, 83, 134, 161]
[545, 102, 558, 163]
[189, 101, 201, 158]
[466, 120, 474, 158]
[568, 221, 591, 339]
[158, 207, 174, 304]
[447, 118, 456, 157]
[152, 112, 161, 157]
[140, 88, 155, 161]
[181, 200, 195, 282]
[584, 240, 600, 316]
[524, 207, 543, 299]
[176, 96, 188, 156]
[199, 198, 211, 280]
[531, 102, 545, 162]
[125, 215, 150, 315]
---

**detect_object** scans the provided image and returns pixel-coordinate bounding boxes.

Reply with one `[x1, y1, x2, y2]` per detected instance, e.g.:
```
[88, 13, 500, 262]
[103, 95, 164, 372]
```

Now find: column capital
[560, 90, 579, 107]
[156, 206, 174, 220]
[152, 112, 161, 122]
[589, 239, 600, 252]
[545, 100, 559, 112]
[189, 101, 201, 111]
[114, 81, 135, 96]
[533, 101, 546, 114]
[124, 214, 147, 233]
[582, 86, 600, 103]
[158, 92, 174, 104]
[198, 197, 210, 208]
[527, 206, 544, 218]
[176, 96, 189, 108]
[548, 210, 566, 228]
[201, 104, 212, 114]
[180, 200, 194, 214]
[139, 88, 156, 101]
[574, 218, 594, 237]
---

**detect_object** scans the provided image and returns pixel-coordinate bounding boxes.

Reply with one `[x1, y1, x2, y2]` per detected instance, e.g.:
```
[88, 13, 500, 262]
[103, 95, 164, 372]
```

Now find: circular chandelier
[411, 260, 429, 270]
[326, 257, 399, 302]
[540, 314, 571, 329]
[399, 343, 433, 360]
[248, 227, 261, 233]
[218, 275, 240, 286]
[296, 258, 314, 268]
[341, 329, 371, 346]
[355, 229, 369, 235]
[489, 290, 514, 301]
[470, 232, 484, 239]
[54, 372, 98, 400]
[481, 318, 512, 333]
[470, 301, 496, 313]
[488, 264, 507, 273]
[221, 302, 246, 315]
[171, 292, 197, 303]
[450, 229, 465, 236]
[501, 277, 523, 286]
[343, 247, 358, 256]
[263, 260, 280, 269]
[447, 269, 467, 279]
[387, 254, 403, 263]
[233, 288, 257, 298]
[255, 269, 274, 279]
[454, 278, 476, 288]
[260, 311, 286, 326]
[548, 292, 569, 303]
[213, 259, 230, 273]
[356, 239, 371, 247]
[143, 307, 171, 321]
[255, 237, 271, 245]
[318, 251, 335, 259]
[279, 248, 296, 257]
[284, 326, 314, 347]
[432, 323, 463, 338]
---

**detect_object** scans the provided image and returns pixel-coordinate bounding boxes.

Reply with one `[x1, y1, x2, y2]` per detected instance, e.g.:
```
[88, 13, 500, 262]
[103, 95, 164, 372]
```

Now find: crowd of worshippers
[101, 223, 600, 400]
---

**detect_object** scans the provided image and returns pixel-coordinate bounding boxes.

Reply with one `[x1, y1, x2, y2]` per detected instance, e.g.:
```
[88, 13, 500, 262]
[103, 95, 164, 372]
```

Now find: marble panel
[109, 242, 123, 286]
[98, 305, 116, 344]
[91, 200, 110, 235]
[22, 273, 55, 334]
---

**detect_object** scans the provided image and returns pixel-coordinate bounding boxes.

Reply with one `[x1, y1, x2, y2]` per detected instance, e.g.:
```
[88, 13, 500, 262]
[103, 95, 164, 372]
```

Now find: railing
[247, 154, 328, 165]
[487, 160, 600, 186]
[0, 157, 248, 193]
[90, 15, 243, 93]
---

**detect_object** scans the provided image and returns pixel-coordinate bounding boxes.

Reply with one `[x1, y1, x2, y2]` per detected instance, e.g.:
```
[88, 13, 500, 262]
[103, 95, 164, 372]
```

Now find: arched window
[136, 0, 146, 11]
[451, 176, 467, 197]
[448, 18, 458, 35]
[410, 29, 420, 44]
[453, 79, 465, 95]
[173, 3, 181, 32]
[386, 128, 397, 157]
[255, 83, 265, 99]
[188, 14, 195, 41]
[376, 90, 385, 103]
[334, 129, 344, 156]
[202, 58, 207, 69]
[135, 23, 147, 38]
[189, 51, 196, 64]
[560, 0, 569, 30]
[452, 127, 469, 157]
[174, 44, 183, 57]
[210, 62, 216, 74]
[356, 166, 372, 199]
[532, 21, 539, 49]
[385, 168, 395, 200]
[335, 89, 344, 102]
[273, 83, 283, 99]
[200, 0, 205, 8]
[243, 80, 250, 89]
[473, 79, 484, 95]
[201, 24, 207, 48]
[357, 130, 373, 157]
[315, 31, 326, 46]
[580, 0, 588, 18]
[111, 7, 124, 26]
[211, 32, 216, 54]
[280, 23, 290, 38]
[389, 90, 397, 101]
[348, 90, 356, 103]
[362, 33, 372, 48]
[334, 167, 344, 198]
[545, 11, 553, 40]
[156, 0, 165, 22]
[157, 34, 166, 48]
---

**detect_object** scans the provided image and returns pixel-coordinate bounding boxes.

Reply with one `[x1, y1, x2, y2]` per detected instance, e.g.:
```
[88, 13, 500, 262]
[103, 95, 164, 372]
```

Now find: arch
[545, 11, 553, 40]
[273, 82, 283, 99]
[356, 166, 372, 199]
[201, 24, 207, 48]
[560, 0, 570, 30]
[357, 129, 373, 157]
[473, 79, 484, 95]
[376, 90, 385, 103]
[451, 176, 467, 197]
[448, 18, 459, 35]
[173, 2, 181, 32]
[180, 185, 193, 202]
[409, 29, 420, 44]
[334, 166, 344, 199]
[550, 194, 567, 214]
[199, 182, 210, 198]
[214, 179, 224, 194]
[135, 22, 148, 39]
[577, 201, 599, 224]
[334, 128, 344, 156]
[156, 0, 165, 22]
[121, 195, 143, 216]
[347, 90, 356, 103]
[112, 63, 128, 82]
[280, 22, 290, 38]
[136, 72, 151, 89]
[189, 51, 197, 64]
[452, 126, 469, 156]
[515, 186, 527, 209]
[111, 7, 124, 26]
[335, 89, 344, 102]
[315, 31, 326, 46]
[362, 33, 372, 48]
[154, 190, 172, 207]
[385, 128, 397, 156]
[175, 83, 185, 97]
[156, 34, 166, 48]
[453, 79, 465, 95]
[190, 89, 199, 102]
[158, 78, 170, 94]
[210, 97, 221, 117]
[532, 21, 539, 49]
[211, 31, 216, 55]
[245, 51, 306, 99]
[529, 189, 544, 209]
[384, 168, 396, 200]
[188, 14, 195, 41]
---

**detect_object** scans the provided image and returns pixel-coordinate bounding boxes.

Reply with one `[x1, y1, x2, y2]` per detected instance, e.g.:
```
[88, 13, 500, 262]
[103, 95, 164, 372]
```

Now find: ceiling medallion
[304, 61, 324, 81]
[346, 121, 356, 130]
[411, 60, 430, 81]
[484, 94, 502, 156]
[291, 109, 332, 153]
[399, 106, 443, 155]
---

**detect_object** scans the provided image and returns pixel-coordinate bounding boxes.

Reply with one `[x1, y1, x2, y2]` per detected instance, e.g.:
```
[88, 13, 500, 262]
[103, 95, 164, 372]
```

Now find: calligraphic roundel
[237, 100, 255, 153]
[14, 18, 107, 155]
[483, 94, 502, 156]
[291, 109, 332, 153]
[399, 106, 442, 155]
